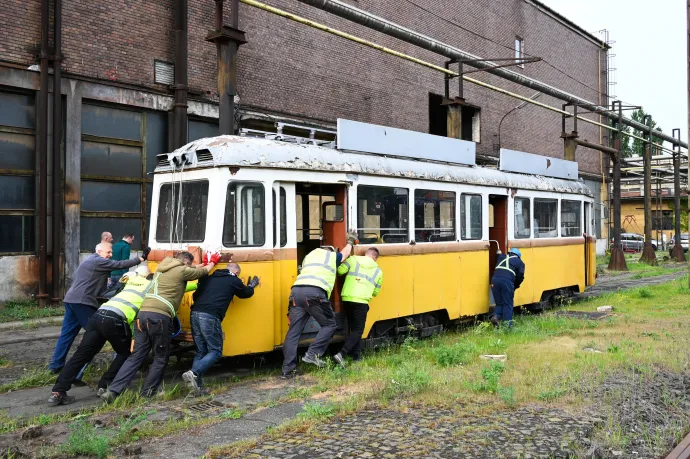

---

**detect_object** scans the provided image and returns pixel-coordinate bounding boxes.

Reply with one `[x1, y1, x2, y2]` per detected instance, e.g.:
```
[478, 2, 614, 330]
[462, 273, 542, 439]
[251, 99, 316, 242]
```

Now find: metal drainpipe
[51, 0, 63, 302]
[295, 0, 687, 149]
[173, 0, 189, 149]
[37, 0, 50, 307]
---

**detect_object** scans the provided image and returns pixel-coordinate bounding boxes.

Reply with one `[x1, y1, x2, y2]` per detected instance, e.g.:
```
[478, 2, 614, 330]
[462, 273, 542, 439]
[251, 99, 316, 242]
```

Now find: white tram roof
[156, 135, 593, 197]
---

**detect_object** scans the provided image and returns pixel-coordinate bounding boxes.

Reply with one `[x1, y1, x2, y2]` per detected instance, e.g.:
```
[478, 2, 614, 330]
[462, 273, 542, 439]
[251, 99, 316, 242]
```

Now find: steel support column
[173, 0, 189, 149]
[672, 128, 686, 262]
[207, 0, 246, 136]
[608, 101, 627, 271]
[37, 0, 50, 306]
[640, 114, 658, 264]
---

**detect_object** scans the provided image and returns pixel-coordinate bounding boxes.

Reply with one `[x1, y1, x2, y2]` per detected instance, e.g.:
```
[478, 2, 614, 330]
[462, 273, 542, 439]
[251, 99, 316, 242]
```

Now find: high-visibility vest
[99, 275, 151, 324]
[293, 248, 337, 298]
[339, 256, 382, 304]
[495, 254, 518, 276]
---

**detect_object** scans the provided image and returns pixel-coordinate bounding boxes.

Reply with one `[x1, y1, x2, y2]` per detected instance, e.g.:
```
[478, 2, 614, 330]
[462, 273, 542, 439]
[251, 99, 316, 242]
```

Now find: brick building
[0, 0, 610, 301]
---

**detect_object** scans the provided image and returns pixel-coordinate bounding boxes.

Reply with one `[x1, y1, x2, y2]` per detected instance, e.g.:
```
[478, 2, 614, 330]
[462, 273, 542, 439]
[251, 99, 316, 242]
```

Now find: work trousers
[52, 310, 132, 393]
[49, 302, 97, 372]
[107, 311, 172, 397]
[340, 301, 369, 359]
[491, 278, 515, 325]
[190, 311, 223, 387]
[282, 286, 336, 374]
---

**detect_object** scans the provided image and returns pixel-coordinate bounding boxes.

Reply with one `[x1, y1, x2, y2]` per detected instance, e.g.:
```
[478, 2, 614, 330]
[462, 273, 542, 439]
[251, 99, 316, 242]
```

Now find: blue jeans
[190, 311, 224, 387]
[49, 303, 96, 373]
[491, 278, 515, 326]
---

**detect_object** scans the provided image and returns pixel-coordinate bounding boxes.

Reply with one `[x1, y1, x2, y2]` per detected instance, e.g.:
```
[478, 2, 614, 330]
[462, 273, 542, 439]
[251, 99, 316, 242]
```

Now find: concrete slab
[0, 385, 102, 420]
[0, 325, 80, 346]
[0, 316, 64, 330]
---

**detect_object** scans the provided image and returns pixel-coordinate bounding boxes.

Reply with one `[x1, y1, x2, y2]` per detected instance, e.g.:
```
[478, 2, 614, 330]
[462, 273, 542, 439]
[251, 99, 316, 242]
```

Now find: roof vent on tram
[195, 149, 214, 164]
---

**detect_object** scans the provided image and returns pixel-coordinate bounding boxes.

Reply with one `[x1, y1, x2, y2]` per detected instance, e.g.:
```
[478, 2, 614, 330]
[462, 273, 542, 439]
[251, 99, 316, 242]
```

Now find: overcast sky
[539, 0, 687, 144]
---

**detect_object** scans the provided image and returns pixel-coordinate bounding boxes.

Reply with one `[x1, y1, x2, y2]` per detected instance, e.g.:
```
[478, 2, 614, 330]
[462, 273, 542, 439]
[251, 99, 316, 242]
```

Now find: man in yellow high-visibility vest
[281, 236, 355, 379]
[333, 247, 382, 368]
[48, 266, 152, 406]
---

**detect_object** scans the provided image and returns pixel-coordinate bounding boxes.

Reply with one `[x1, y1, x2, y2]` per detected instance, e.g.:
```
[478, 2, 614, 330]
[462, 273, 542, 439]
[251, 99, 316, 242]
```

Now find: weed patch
[0, 299, 63, 323]
[384, 363, 432, 399]
[431, 342, 477, 367]
[0, 368, 55, 393]
[298, 402, 335, 420]
[60, 421, 111, 458]
[471, 361, 505, 394]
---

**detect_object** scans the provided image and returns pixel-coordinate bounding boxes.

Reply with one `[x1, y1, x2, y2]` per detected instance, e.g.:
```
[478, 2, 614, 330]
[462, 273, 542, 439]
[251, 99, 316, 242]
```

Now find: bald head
[366, 247, 380, 261]
[227, 262, 241, 275]
[96, 242, 113, 259]
[101, 232, 113, 244]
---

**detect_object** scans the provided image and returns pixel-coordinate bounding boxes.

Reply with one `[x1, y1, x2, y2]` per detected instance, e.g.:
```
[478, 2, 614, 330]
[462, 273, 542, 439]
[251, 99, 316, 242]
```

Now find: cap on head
[509, 248, 522, 257]
[135, 265, 151, 277]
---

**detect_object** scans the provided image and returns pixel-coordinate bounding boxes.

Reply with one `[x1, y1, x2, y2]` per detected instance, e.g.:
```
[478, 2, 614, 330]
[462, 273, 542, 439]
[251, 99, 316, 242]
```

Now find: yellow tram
[146, 121, 597, 357]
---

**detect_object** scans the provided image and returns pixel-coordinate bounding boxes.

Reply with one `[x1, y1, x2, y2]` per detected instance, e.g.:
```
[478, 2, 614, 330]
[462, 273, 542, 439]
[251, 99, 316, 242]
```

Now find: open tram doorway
[488, 195, 508, 281]
[294, 182, 349, 337]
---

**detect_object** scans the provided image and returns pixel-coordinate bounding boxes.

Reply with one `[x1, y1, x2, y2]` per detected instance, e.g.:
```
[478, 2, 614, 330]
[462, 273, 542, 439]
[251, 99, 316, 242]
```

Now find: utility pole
[608, 101, 628, 271]
[639, 114, 658, 265]
[672, 128, 685, 262]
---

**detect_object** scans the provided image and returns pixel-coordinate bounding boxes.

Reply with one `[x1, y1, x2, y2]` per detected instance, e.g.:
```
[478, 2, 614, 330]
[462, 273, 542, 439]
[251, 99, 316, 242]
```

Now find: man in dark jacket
[490, 248, 526, 328]
[109, 232, 134, 286]
[182, 262, 258, 394]
[48, 242, 146, 374]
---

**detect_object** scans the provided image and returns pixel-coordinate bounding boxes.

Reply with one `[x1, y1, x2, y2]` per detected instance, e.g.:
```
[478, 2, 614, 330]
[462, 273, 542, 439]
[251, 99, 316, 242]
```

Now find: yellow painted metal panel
[361, 255, 414, 336]
[412, 253, 461, 316]
[587, 238, 597, 286]
[457, 250, 490, 318]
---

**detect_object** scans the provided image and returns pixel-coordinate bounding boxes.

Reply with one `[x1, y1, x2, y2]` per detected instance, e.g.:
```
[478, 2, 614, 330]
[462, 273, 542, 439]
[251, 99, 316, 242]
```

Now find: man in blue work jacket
[490, 248, 525, 328]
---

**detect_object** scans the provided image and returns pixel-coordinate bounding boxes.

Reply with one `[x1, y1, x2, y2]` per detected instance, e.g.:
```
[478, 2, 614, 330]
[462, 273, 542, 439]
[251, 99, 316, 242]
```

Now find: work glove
[209, 252, 222, 265]
[346, 230, 359, 246]
[142, 246, 151, 261]
[247, 276, 260, 289]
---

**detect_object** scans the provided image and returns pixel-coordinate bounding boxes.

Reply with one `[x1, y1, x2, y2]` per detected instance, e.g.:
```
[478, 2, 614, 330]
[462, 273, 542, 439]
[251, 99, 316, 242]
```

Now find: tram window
[272, 188, 287, 247]
[156, 180, 208, 243]
[414, 189, 455, 242]
[534, 198, 558, 238]
[357, 185, 409, 244]
[223, 182, 265, 247]
[514, 197, 531, 239]
[460, 194, 482, 240]
[561, 200, 582, 237]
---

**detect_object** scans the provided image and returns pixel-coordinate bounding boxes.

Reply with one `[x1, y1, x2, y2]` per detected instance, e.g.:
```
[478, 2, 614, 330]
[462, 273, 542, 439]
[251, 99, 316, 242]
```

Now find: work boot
[47, 392, 75, 406]
[280, 369, 299, 380]
[301, 353, 326, 368]
[100, 390, 119, 404]
[333, 353, 346, 369]
[490, 315, 500, 328]
[182, 370, 200, 392]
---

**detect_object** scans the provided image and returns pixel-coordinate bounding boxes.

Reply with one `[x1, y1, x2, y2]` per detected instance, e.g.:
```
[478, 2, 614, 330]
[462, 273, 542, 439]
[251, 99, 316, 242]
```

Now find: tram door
[488, 195, 508, 280]
[294, 183, 349, 339]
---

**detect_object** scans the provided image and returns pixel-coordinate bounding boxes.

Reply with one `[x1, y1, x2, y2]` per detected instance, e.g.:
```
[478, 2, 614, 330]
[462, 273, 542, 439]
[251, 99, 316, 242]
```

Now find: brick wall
[1, 0, 608, 175]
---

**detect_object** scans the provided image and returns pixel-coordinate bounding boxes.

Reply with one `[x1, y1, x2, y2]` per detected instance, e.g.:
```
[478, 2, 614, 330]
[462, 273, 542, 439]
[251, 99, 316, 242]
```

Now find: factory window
[652, 210, 673, 230]
[460, 194, 482, 240]
[357, 185, 409, 244]
[414, 189, 456, 242]
[428, 93, 481, 142]
[273, 187, 287, 248]
[534, 199, 558, 238]
[156, 180, 209, 243]
[514, 197, 531, 239]
[515, 36, 525, 67]
[0, 90, 36, 253]
[223, 182, 265, 247]
[561, 200, 582, 237]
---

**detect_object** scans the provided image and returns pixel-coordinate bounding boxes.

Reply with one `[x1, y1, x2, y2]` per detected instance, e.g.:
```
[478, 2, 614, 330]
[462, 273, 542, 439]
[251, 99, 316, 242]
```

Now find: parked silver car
[668, 234, 689, 254]
[611, 233, 645, 252]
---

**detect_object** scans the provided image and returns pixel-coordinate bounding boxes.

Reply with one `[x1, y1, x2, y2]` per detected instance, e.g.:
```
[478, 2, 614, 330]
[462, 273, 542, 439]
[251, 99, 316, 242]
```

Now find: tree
[628, 109, 664, 157]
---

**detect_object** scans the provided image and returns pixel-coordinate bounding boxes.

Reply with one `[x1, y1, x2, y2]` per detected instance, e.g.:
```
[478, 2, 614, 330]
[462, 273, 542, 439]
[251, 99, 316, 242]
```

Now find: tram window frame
[460, 193, 482, 240]
[514, 197, 531, 239]
[356, 185, 409, 244]
[272, 187, 287, 248]
[533, 198, 558, 238]
[155, 180, 209, 243]
[560, 199, 582, 237]
[414, 189, 456, 243]
[223, 182, 266, 247]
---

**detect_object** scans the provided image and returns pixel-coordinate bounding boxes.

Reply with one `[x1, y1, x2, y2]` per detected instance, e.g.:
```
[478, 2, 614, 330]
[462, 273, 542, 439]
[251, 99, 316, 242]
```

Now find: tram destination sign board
[337, 119, 476, 166]
[499, 148, 578, 180]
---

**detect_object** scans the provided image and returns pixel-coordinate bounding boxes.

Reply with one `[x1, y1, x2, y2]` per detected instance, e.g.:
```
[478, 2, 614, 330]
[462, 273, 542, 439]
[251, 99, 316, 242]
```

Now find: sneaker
[100, 390, 119, 404]
[302, 353, 326, 368]
[47, 392, 75, 406]
[280, 369, 298, 380]
[490, 315, 500, 327]
[182, 370, 200, 392]
[96, 388, 106, 397]
[333, 353, 346, 369]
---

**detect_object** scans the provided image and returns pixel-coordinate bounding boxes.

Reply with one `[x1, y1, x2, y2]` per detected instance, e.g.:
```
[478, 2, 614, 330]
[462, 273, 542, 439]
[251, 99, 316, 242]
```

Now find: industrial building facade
[0, 0, 609, 301]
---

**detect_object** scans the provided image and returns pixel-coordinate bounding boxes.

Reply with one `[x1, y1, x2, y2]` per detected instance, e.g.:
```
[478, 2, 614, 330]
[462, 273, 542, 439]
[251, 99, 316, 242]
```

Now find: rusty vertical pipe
[173, 0, 189, 148]
[215, 0, 223, 30]
[640, 114, 657, 264]
[608, 101, 627, 271]
[37, 0, 50, 306]
[672, 128, 685, 261]
[232, 0, 240, 28]
[51, 0, 63, 302]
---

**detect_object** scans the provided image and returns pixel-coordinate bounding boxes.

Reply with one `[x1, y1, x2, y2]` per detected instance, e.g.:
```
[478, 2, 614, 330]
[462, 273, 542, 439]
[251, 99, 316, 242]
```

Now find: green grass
[0, 367, 56, 393]
[0, 299, 63, 323]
